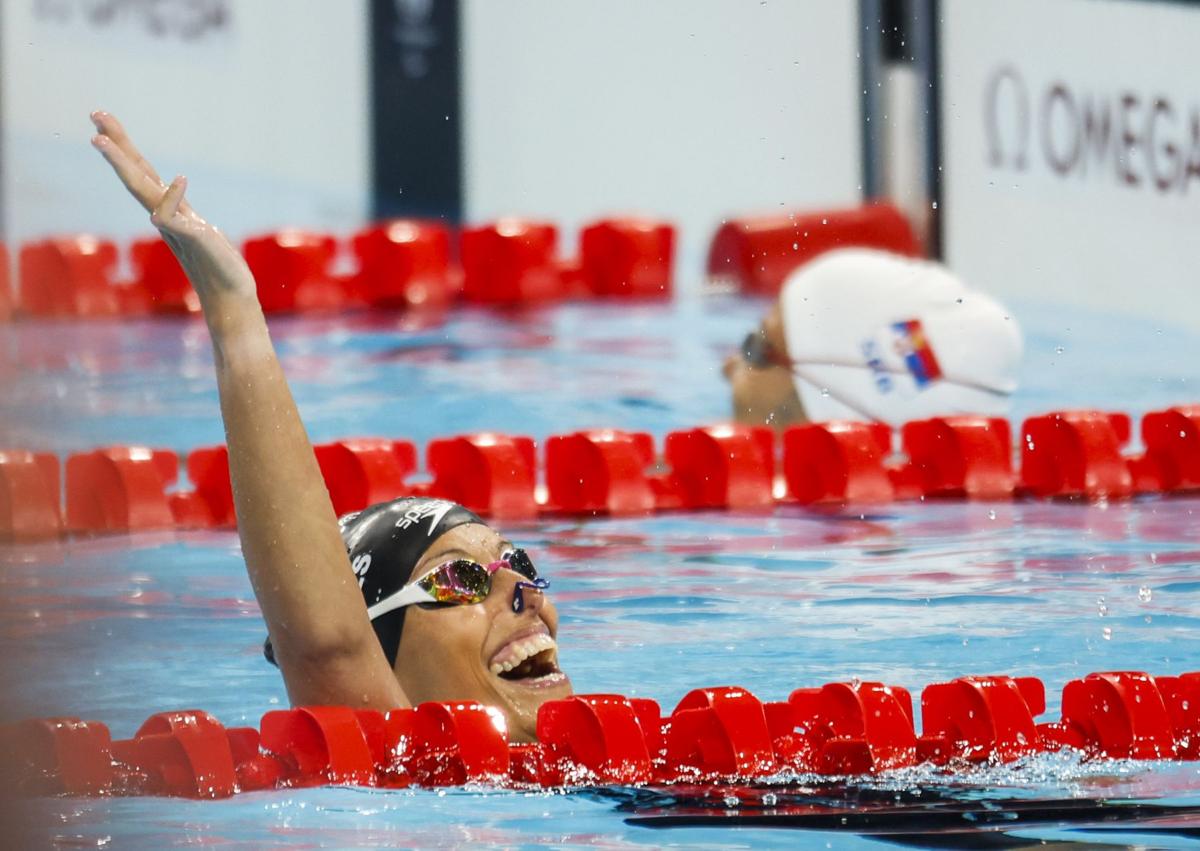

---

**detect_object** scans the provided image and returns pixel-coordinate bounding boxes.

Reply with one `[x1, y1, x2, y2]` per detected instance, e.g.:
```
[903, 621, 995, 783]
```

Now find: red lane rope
[3, 408, 1199, 539]
[2, 671, 1196, 798]
[2, 203, 921, 319]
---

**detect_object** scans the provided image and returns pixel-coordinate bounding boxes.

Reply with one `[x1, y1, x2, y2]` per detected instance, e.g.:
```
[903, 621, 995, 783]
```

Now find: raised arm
[90, 112, 405, 709]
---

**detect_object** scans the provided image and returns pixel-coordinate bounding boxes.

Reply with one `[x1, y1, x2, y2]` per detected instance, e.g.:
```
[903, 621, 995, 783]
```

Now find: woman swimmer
[89, 112, 571, 743]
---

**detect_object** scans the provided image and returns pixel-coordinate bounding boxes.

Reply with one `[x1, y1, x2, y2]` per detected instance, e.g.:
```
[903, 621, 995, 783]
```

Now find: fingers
[90, 111, 166, 188]
[150, 176, 188, 231]
[91, 132, 169, 214]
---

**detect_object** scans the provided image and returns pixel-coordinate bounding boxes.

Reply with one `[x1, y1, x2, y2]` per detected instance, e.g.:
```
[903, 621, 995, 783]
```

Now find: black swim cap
[263, 497, 485, 668]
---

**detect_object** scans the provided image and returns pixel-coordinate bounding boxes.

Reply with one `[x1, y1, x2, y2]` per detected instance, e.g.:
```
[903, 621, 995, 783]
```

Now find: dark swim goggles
[741, 328, 793, 370]
[365, 549, 548, 620]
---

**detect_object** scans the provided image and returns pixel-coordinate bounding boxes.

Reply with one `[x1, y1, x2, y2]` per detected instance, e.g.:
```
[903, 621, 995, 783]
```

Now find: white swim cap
[778, 248, 1022, 426]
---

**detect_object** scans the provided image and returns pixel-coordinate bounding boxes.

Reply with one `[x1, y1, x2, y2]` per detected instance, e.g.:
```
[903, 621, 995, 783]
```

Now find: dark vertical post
[859, 0, 885, 200]
[370, 0, 463, 223]
[910, 0, 942, 257]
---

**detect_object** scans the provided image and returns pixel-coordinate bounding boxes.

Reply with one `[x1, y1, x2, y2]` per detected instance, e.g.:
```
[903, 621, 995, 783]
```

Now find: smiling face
[723, 302, 808, 430]
[391, 523, 572, 743]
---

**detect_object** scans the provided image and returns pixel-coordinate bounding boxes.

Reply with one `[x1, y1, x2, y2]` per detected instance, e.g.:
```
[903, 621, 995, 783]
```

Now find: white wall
[941, 0, 1200, 330]
[1, 0, 369, 249]
[461, 0, 864, 285]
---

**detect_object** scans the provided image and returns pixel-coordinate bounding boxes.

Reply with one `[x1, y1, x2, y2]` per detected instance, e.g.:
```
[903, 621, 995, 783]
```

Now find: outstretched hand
[90, 111, 258, 313]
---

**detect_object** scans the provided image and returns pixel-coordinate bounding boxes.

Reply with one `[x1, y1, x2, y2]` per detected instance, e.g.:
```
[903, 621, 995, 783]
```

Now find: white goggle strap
[789, 356, 1012, 398]
[365, 580, 434, 622]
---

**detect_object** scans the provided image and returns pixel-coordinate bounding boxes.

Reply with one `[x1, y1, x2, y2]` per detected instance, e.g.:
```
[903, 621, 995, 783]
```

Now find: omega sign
[984, 63, 1200, 193]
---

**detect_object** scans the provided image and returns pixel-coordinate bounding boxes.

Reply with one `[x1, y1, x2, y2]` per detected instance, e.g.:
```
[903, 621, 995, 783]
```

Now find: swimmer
[89, 112, 570, 742]
[724, 248, 1023, 429]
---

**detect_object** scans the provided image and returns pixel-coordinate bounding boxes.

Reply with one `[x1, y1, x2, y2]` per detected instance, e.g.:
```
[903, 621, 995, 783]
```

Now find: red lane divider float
[65, 447, 179, 534]
[0, 242, 12, 321]
[18, 236, 125, 318]
[8, 406, 1200, 539]
[0, 450, 62, 540]
[898, 416, 1015, 500]
[424, 434, 540, 519]
[706, 202, 922, 295]
[4, 671, 1196, 798]
[130, 237, 196, 314]
[1020, 411, 1134, 500]
[545, 430, 658, 515]
[243, 230, 344, 314]
[1139, 406, 1200, 494]
[461, 219, 566, 305]
[314, 438, 418, 517]
[784, 421, 895, 505]
[787, 681, 917, 773]
[351, 220, 457, 309]
[579, 218, 674, 298]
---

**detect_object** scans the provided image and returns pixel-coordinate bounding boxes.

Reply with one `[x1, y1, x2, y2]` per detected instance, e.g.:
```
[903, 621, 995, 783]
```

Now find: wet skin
[723, 302, 808, 430]
[393, 524, 572, 743]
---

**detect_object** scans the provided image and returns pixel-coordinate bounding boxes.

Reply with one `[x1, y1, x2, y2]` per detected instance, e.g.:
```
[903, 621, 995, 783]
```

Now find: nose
[489, 566, 548, 614]
[722, 353, 741, 381]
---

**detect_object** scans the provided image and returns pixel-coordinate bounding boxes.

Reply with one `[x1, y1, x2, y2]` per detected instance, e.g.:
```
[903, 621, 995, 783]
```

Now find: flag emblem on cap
[890, 319, 943, 387]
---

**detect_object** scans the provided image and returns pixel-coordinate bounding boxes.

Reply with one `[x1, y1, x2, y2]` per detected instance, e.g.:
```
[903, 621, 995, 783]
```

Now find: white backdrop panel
[1, 0, 369, 248]
[461, 0, 864, 286]
[941, 0, 1200, 330]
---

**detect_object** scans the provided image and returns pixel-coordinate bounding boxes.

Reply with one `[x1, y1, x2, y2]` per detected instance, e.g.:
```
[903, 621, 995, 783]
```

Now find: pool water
[1, 295, 1199, 847]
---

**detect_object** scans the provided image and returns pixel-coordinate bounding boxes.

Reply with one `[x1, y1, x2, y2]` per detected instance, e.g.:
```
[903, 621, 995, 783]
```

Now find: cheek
[541, 598, 560, 634]
[397, 606, 492, 694]
[419, 605, 491, 652]
[730, 368, 767, 411]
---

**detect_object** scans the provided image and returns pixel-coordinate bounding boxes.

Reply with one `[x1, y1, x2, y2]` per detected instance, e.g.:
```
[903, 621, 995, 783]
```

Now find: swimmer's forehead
[418, 524, 513, 566]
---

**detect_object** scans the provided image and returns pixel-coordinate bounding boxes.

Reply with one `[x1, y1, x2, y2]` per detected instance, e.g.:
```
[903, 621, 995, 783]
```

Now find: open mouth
[489, 633, 565, 686]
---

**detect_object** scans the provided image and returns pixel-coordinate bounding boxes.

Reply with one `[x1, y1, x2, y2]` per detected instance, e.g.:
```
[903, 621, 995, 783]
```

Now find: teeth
[490, 633, 557, 675]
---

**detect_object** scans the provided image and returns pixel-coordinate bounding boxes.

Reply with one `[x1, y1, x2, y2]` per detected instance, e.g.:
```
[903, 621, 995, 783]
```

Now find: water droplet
[762, 792, 778, 806]
[792, 242, 798, 250]
[724, 795, 739, 807]
[931, 200, 938, 210]
[1102, 627, 1112, 640]
[1097, 597, 1108, 616]
[1055, 345, 1065, 354]
[1139, 586, 1152, 603]
[987, 509, 997, 520]
[820, 387, 830, 397]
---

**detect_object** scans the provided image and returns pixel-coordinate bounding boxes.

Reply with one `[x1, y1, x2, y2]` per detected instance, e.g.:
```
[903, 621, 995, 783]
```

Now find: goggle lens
[505, 548, 538, 582]
[419, 560, 490, 604]
[741, 330, 772, 368]
[416, 548, 538, 605]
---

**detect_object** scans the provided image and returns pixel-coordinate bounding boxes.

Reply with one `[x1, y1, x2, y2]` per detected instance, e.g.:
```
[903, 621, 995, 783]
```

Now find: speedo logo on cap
[394, 500, 455, 536]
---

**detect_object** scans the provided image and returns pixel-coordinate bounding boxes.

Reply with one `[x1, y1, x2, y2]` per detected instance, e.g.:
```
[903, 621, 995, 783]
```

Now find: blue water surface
[1, 294, 1199, 847]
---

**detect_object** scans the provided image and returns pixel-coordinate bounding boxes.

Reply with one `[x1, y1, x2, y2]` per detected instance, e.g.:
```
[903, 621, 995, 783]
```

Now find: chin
[492, 670, 574, 743]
